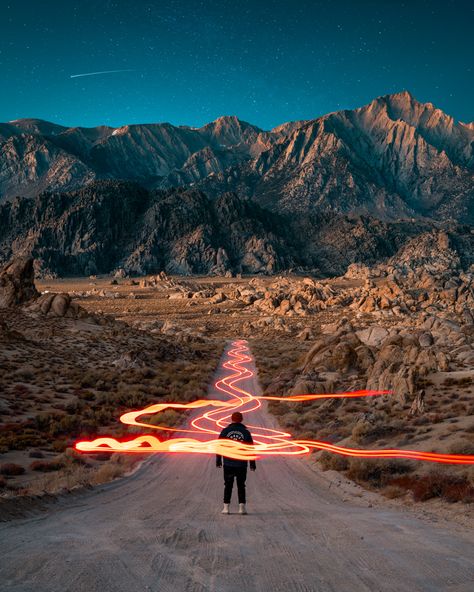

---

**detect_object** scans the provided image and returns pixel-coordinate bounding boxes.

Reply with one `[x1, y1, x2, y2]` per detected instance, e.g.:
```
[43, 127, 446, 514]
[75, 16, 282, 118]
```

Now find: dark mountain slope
[0, 182, 294, 276]
[2, 180, 472, 278]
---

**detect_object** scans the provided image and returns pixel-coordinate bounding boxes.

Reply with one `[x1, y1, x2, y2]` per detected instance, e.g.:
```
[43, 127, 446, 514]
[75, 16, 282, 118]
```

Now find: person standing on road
[216, 411, 256, 515]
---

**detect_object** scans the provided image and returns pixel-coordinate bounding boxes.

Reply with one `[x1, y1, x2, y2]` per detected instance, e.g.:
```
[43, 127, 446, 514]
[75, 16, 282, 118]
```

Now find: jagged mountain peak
[1, 93, 472, 222]
[360, 90, 463, 138]
[356, 90, 444, 122]
[199, 115, 263, 145]
[204, 114, 259, 129]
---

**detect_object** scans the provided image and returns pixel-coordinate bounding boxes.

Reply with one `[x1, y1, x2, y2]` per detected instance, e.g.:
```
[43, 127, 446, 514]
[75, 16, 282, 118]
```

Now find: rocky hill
[0, 180, 473, 278]
[0, 182, 295, 277]
[1, 92, 473, 223]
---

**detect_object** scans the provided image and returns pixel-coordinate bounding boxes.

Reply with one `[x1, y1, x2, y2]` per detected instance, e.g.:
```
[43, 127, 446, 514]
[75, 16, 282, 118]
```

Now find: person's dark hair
[231, 412, 243, 423]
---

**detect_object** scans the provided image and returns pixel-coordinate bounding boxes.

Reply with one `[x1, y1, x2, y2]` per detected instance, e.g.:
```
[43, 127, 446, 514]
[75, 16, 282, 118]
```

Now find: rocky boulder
[26, 292, 91, 319]
[356, 326, 389, 347]
[0, 257, 39, 308]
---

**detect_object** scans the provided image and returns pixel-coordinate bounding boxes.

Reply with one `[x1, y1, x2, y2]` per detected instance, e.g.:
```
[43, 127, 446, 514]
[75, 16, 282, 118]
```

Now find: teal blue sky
[1, 0, 472, 129]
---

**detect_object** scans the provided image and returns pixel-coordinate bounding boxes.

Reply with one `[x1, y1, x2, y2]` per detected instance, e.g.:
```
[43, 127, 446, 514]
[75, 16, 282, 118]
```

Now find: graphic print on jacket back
[227, 430, 245, 443]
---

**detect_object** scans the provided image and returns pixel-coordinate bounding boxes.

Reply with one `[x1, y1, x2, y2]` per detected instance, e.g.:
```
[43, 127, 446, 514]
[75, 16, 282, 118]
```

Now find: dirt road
[1, 342, 473, 591]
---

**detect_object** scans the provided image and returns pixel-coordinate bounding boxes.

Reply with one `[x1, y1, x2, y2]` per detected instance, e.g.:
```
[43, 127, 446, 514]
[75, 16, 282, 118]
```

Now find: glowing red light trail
[75, 340, 474, 465]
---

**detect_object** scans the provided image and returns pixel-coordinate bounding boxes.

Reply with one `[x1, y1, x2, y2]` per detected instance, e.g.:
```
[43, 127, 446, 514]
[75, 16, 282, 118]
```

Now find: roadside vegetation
[0, 306, 223, 500]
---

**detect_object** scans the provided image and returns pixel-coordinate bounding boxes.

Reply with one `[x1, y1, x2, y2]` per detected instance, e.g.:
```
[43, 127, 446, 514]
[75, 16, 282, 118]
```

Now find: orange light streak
[75, 340, 474, 465]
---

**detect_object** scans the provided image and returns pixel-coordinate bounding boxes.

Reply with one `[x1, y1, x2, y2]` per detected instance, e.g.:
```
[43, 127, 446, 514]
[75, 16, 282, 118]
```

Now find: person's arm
[216, 428, 226, 467]
[247, 431, 256, 471]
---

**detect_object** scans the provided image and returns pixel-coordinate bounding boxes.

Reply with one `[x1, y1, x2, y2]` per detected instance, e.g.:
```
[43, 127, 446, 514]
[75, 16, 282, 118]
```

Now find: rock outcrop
[0, 183, 294, 277]
[0, 256, 94, 321]
[0, 257, 39, 307]
[349, 231, 474, 317]
[25, 292, 90, 319]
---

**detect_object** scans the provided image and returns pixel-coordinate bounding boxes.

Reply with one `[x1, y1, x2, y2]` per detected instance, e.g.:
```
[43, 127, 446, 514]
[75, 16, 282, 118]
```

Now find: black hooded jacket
[215, 422, 256, 469]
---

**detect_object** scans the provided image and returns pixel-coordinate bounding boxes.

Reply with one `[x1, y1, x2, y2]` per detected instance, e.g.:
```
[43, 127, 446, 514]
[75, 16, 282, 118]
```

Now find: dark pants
[223, 466, 247, 504]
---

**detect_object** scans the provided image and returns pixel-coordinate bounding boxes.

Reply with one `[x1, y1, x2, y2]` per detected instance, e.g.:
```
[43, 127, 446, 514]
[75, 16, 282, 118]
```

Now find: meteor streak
[70, 69, 135, 79]
[76, 340, 474, 465]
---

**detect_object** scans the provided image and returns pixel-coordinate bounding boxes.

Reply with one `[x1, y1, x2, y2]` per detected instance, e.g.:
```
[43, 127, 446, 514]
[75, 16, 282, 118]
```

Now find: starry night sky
[1, 0, 473, 129]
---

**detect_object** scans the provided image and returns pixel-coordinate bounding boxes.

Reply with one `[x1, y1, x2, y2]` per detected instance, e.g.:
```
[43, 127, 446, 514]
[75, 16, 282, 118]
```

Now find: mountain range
[0, 91, 473, 277]
[1, 91, 473, 222]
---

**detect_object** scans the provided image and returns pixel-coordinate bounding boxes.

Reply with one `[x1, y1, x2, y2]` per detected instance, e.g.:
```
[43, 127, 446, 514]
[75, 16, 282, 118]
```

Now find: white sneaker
[221, 503, 230, 514]
[238, 503, 247, 515]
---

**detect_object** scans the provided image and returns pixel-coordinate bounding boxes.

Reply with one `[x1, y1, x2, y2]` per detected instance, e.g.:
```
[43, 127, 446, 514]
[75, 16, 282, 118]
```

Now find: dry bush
[391, 471, 474, 503]
[51, 439, 68, 452]
[28, 450, 45, 458]
[448, 439, 474, 455]
[21, 453, 140, 496]
[88, 459, 126, 485]
[0, 463, 25, 476]
[347, 458, 413, 488]
[382, 485, 406, 499]
[467, 466, 474, 486]
[351, 420, 401, 444]
[30, 460, 65, 472]
[318, 451, 349, 471]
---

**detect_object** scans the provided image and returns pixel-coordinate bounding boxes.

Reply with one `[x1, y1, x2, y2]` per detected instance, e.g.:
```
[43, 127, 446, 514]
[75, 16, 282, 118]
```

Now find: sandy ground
[0, 344, 473, 592]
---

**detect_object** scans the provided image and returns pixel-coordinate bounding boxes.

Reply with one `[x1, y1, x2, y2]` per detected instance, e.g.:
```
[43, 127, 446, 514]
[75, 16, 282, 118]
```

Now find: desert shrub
[80, 371, 99, 388]
[34, 414, 54, 431]
[61, 448, 90, 466]
[94, 453, 112, 461]
[0, 463, 25, 476]
[467, 466, 474, 486]
[448, 440, 474, 456]
[49, 415, 80, 436]
[348, 458, 413, 487]
[382, 485, 406, 499]
[29, 450, 45, 458]
[315, 427, 343, 442]
[6, 433, 45, 450]
[51, 439, 68, 452]
[14, 366, 35, 381]
[12, 383, 31, 396]
[412, 416, 430, 426]
[319, 451, 349, 471]
[351, 420, 398, 444]
[30, 460, 65, 472]
[77, 390, 95, 401]
[88, 458, 127, 485]
[145, 409, 182, 427]
[392, 471, 474, 503]
[441, 477, 474, 503]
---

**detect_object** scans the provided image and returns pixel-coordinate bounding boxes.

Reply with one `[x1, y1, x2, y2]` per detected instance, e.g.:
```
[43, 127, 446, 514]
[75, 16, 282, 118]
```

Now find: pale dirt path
[0, 343, 473, 592]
